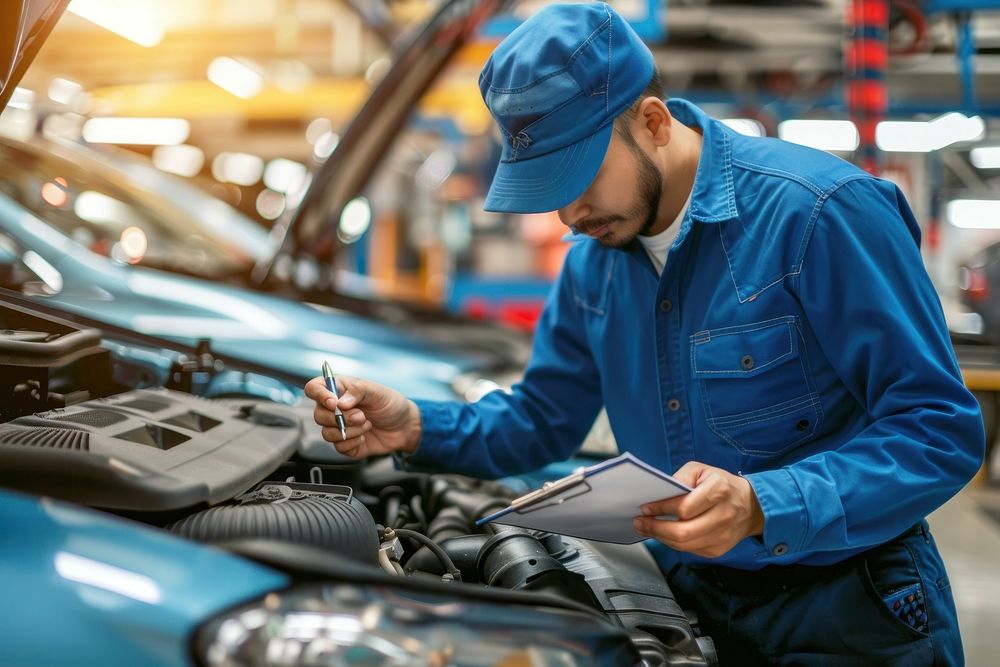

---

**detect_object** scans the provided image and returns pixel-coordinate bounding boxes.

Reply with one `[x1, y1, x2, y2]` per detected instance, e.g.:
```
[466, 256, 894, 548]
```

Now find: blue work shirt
[411, 98, 985, 571]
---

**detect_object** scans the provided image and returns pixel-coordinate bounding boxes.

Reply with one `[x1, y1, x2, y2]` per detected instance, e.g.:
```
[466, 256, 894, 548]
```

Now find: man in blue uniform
[306, 3, 983, 663]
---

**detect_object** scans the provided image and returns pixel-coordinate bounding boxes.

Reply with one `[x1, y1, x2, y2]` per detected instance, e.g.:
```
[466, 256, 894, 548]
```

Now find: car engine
[0, 298, 717, 666]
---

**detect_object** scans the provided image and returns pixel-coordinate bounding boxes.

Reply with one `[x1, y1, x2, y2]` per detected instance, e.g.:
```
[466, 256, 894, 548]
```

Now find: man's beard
[577, 134, 663, 250]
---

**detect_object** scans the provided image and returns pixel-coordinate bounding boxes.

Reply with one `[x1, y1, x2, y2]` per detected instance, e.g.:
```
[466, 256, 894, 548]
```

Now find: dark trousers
[667, 521, 963, 665]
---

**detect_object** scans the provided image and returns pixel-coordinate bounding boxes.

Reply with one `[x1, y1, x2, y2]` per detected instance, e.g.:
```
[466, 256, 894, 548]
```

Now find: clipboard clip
[510, 467, 586, 509]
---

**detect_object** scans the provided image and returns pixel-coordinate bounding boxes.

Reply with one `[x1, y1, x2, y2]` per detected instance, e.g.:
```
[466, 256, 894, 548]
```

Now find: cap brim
[483, 122, 614, 214]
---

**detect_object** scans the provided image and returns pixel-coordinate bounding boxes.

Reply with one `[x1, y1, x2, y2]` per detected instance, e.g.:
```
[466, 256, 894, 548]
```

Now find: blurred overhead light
[365, 58, 392, 84]
[876, 113, 985, 153]
[970, 146, 1000, 169]
[256, 189, 286, 221]
[947, 199, 1000, 230]
[263, 158, 307, 194]
[779, 120, 859, 152]
[10, 87, 35, 110]
[75, 191, 132, 226]
[0, 107, 37, 141]
[119, 226, 148, 263]
[306, 118, 332, 145]
[48, 78, 83, 105]
[152, 144, 205, 178]
[721, 118, 765, 137]
[83, 117, 190, 146]
[211, 152, 264, 187]
[338, 197, 371, 243]
[68, 0, 164, 47]
[313, 132, 339, 160]
[207, 57, 264, 99]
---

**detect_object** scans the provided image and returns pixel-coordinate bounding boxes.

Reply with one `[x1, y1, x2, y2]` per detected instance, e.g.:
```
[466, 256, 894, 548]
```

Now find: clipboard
[476, 452, 692, 544]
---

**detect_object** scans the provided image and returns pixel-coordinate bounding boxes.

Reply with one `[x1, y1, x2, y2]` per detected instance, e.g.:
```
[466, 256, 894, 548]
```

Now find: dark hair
[617, 68, 665, 141]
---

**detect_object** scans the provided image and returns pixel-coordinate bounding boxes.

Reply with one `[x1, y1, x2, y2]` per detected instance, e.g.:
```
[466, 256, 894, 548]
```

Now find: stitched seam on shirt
[693, 315, 795, 339]
[793, 174, 872, 271]
[691, 319, 795, 374]
[694, 132, 736, 222]
[710, 393, 820, 427]
[731, 158, 825, 196]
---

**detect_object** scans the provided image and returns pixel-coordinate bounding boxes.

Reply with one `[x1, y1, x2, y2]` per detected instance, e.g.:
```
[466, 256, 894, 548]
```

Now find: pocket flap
[691, 317, 799, 379]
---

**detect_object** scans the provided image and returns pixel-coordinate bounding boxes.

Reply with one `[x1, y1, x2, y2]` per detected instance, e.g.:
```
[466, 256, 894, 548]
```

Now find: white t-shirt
[637, 195, 690, 275]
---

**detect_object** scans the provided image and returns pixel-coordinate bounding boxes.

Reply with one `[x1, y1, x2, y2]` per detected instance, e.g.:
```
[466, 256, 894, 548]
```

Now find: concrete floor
[930, 481, 1000, 665]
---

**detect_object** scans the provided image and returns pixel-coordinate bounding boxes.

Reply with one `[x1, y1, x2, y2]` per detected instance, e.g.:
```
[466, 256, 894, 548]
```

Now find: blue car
[0, 1, 713, 664]
[0, 133, 513, 402]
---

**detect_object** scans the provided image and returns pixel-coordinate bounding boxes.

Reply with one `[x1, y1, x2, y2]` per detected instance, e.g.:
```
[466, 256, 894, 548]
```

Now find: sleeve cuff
[744, 467, 808, 560]
[392, 399, 460, 472]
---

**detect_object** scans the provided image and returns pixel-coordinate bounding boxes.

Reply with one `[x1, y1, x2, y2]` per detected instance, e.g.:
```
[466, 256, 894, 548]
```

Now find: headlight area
[195, 580, 637, 666]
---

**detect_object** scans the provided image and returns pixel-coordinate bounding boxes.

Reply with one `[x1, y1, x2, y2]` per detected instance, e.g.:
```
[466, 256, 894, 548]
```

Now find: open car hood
[0, 0, 68, 110]
[262, 0, 515, 269]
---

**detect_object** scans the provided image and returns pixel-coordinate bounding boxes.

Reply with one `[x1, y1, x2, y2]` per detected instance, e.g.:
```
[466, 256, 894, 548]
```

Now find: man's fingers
[321, 422, 371, 444]
[305, 376, 334, 404]
[641, 475, 720, 519]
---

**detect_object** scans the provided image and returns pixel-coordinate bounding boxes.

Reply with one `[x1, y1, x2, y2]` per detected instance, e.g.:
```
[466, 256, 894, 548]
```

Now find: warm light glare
[721, 118, 765, 137]
[212, 152, 264, 187]
[55, 552, 162, 603]
[207, 57, 264, 99]
[120, 226, 148, 262]
[778, 120, 859, 152]
[313, 131, 339, 159]
[83, 117, 190, 146]
[876, 113, 985, 152]
[947, 199, 1000, 230]
[305, 118, 331, 144]
[41, 181, 69, 208]
[67, 0, 165, 47]
[971, 146, 1000, 169]
[339, 197, 371, 242]
[263, 159, 307, 194]
[75, 191, 132, 226]
[152, 144, 205, 177]
[256, 189, 286, 221]
[48, 78, 83, 105]
[10, 87, 35, 110]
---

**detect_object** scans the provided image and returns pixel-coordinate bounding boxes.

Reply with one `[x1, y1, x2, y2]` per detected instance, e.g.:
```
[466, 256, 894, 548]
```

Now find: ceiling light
[82, 117, 190, 145]
[876, 112, 985, 152]
[947, 199, 1000, 229]
[778, 120, 859, 152]
[721, 119, 765, 137]
[67, 0, 164, 47]
[970, 146, 1000, 169]
[207, 57, 264, 99]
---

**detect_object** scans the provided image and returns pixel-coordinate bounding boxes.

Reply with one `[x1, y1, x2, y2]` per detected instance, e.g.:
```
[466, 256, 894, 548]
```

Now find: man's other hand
[632, 461, 765, 559]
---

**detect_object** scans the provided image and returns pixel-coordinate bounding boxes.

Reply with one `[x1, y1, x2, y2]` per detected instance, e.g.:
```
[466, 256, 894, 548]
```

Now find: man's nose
[558, 199, 590, 230]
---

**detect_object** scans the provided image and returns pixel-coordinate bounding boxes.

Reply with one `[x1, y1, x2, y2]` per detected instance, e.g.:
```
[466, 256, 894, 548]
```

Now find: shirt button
[659, 299, 672, 312]
[667, 398, 681, 412]
[773, 543, 789, 556]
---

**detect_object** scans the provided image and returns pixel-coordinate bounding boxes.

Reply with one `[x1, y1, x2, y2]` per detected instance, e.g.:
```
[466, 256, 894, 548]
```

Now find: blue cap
[479, 2, 655, 214]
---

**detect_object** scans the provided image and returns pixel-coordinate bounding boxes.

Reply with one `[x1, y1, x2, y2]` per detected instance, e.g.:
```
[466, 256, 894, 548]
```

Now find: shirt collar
[666, 98, 740, 224]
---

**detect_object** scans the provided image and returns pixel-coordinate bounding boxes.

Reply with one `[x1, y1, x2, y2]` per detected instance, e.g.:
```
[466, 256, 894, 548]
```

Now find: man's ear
[636, 97, 671, 147]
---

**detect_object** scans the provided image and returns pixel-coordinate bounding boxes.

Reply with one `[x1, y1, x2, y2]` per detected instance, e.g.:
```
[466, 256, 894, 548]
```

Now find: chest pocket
[690, 316, 822, 456]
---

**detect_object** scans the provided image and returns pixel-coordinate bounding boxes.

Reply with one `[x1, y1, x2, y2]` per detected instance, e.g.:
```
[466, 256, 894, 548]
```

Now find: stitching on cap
[605, 3, 611, 113]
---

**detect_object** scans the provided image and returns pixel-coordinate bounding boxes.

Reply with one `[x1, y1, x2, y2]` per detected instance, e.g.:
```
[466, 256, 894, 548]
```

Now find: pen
[322, 360, 347, 441]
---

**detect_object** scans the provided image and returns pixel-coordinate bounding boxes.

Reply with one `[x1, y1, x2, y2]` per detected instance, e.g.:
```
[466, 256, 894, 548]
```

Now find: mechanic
[306, 3, 984, 664]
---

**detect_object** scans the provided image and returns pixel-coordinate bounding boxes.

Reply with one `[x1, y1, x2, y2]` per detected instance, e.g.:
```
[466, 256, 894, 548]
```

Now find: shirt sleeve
[404, 246, 605, 478]
[745, 176, 985, 558]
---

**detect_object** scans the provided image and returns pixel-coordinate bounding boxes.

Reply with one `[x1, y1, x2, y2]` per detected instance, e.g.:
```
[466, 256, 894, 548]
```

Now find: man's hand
[304, 376, 422, 459]
[632, 461, 764, 559]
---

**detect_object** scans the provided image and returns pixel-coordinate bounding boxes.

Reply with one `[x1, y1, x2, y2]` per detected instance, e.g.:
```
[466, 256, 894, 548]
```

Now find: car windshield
[0, 137, 270, 279]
